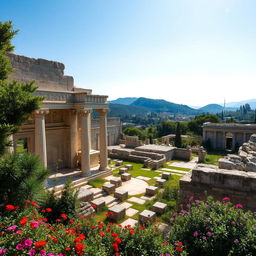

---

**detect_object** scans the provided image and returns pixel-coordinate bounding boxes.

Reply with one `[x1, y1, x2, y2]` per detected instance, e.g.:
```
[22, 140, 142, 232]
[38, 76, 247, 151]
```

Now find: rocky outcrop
[218, 134, 256, 172]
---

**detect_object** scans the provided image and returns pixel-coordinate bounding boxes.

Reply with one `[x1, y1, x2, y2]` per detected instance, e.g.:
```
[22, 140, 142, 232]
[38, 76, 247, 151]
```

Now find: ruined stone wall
[174, 148, 192, 161]
[7, 53, 74, 91]
[180, 164, 256, 211]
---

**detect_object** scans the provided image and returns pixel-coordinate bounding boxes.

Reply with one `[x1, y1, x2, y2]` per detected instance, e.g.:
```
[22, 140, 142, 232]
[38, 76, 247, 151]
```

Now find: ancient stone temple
[203, 122, 256, 151]
[7, 53, 121, 174]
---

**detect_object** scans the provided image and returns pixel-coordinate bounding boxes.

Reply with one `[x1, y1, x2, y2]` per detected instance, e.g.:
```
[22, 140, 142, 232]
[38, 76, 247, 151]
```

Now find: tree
[175, 122, 182, 148]
[123, 127, 146, 140]
[0, 21, 43, 155]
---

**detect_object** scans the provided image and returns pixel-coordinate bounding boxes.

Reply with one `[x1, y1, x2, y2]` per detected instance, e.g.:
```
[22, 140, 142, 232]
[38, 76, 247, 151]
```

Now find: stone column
[80, 109, 92, 176]
[97, 109, 109, 171]
[7, 135, 14, 154]
[70, 110, 78, 168]
[213, 131, 217, 149]
[34, 109, 49, 168]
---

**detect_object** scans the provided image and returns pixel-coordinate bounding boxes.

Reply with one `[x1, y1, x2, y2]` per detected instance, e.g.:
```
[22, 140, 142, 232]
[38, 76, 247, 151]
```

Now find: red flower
[75, 243, 84, 252]
[115, 237, 122, 244]
[92, 204, 97, 208]
[46, 208, 52, 212]
[65, 247, 71, 251]
[177, 241, 183, 246]
[19, 217, 28, 225]
[99, 232, 105, 237]
[35, 240, 47, 249]
[176, 247, 183, 252]
[31, 202, 37, 206]
[109, 211, 114, 216]
[111, 233, 118, 238]
[222, 197, 230, 201]
[60, 213, 68, 219]
[5, 205, 15, 211]
[112, 242, 119, 252]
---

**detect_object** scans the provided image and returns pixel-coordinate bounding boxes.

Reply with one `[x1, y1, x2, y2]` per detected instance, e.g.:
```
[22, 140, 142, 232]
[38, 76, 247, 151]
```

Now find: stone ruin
[179, 134, 256, 211]
[218, 134, 256, 172]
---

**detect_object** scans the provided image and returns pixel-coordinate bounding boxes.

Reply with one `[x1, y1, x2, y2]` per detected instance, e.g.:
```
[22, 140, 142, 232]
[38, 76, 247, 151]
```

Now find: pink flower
[222, 197, 230, 201]
[48, 254, 55, 256]
[16, 244, 23, 250]
[58, 254, 64, 256]
[30, 221, 39, 228]
[40, 250, 47, 256]
[29, 249, 36, 256]
[23, 239, 33, 248]
[0, 248, 7, 255]
[193, 231, 199, 237]
[235, 204, 243, 209]
[7, 225, 17, 231]
[16, 230, 23, 234]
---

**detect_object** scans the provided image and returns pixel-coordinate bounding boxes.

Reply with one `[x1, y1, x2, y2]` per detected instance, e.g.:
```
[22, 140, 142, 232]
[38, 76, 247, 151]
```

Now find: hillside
[108, 103, 149, 117]
[131, 97, 200, 115]
[108, 97, 138, 105]
[225, 99, 256, 109]
[199, 104, 224, 114]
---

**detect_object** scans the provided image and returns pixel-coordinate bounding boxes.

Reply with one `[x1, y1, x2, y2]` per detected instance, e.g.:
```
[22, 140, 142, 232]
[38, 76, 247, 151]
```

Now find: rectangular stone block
[121, 173, 131, 181]
[108, 205, 126, 221]
[162, 172, 171, 180]
[139, 210, 156, 223]
[115, 160, 123, 166]
[145, 186, 158, 196]
[119, 167, 128, 174]
[157, 178, 166, 187]
[110, 177, 122, 188]
[125, 164, 133, 170]
[91, 198, 105, 212]
[102, 182, 116, 194]
[78, 188, 94, 202]
[114, 189, 128, 201]
[152, 202, 167, 214]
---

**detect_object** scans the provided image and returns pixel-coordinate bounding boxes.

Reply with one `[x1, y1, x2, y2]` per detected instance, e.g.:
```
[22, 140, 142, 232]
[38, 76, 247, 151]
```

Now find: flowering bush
[0, 201, 187, 256]
[169, 197, 256, 256]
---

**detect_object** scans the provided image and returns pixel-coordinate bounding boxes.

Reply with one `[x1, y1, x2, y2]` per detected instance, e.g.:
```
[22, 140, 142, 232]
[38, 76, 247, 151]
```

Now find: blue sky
[1, 0, 256, 106]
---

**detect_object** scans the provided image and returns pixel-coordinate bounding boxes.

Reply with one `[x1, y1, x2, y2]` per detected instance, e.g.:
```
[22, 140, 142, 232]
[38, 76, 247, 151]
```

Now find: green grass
[88, 178, 107, 188]
[162, 163, 190, 172]
[203, 151, 227, 165]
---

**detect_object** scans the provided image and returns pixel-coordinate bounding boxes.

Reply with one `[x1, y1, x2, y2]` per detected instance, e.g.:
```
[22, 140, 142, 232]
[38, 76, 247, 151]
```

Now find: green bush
[0, 153, 49, 207]
[40, 180, 79, 223]
[169, 197, 256, 256]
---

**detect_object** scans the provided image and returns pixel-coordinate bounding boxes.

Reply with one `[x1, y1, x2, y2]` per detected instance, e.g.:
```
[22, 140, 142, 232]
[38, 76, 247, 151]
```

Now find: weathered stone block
[119, 167, 128, 174]
[121, 173, 131, 181]
[115, 160, 123, 166]
[77, 202, 95, 218]
[145, 186, 158, 196]
[152, 202, 167, 214]
[78, 188, 94, 202]
[114, 189, 128, 201]
[102, 182, 116, 194]
[139, 210, 156, 223]
[162, 172, 171, 180]
[110, 177, 122, 187]
[91, 198, 105, 212]
[125, 164, 133, 170]
[157, 178, 166, 187]
[108, 205, 126, 221]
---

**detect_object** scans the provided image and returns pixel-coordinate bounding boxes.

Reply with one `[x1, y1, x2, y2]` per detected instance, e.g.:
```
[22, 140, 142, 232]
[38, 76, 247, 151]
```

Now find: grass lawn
[203, 151, 227, 165]
[88, 178, 107, 188]
[162, 163, 190, 172]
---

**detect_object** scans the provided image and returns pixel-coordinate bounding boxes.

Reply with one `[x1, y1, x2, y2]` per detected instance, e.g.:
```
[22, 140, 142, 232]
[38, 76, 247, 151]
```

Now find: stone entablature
[203, 122, 256, 151]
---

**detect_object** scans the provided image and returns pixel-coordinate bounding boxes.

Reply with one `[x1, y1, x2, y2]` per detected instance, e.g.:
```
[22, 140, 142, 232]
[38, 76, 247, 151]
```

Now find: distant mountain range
[108, 97, 256, 117]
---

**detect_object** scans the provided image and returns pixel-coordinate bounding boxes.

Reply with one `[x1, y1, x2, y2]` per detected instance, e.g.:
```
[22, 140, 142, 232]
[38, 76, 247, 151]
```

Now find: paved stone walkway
[105, 176, 149, 195]
[168, 157, 198, 169]
[120, 218, 138, 227]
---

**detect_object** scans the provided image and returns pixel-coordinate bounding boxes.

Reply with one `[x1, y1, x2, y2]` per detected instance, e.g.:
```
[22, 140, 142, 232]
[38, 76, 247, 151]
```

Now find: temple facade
[203, 122, 256, 151]
[8, 53, 121, 174]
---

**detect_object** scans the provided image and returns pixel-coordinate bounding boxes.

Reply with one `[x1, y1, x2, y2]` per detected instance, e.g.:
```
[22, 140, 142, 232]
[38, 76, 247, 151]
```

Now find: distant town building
[203, 122, 256, 150]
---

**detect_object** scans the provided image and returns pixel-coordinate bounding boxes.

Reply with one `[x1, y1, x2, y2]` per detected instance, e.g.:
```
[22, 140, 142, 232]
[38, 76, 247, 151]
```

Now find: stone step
[108, 200, 120, 208]
[93, 192, 105, 200]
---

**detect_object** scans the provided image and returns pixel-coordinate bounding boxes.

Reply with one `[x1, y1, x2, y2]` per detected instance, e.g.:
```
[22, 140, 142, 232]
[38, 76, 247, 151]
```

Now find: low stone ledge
[145, 186, 158, 196]
[102, 182, 115, 194]
[121, 173, 131, 181]
[139, 210, 156, 224]
[110, 177, 122, 188]
[108, 205, 126, 221]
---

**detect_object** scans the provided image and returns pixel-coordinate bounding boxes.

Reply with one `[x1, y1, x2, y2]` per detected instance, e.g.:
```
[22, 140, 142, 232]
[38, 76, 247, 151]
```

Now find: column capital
[35, 108, 49, 116]
[78, 108, 92, 116]
[96, 108, 109, 115]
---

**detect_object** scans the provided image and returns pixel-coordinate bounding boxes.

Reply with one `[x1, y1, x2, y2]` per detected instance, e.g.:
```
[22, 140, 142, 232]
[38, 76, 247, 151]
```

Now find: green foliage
[41, 180, 79, 223]
[123, 127, 147, 140]
[169, 197, 256, 256]
[187, 114, 220, 135]
[0, 153, 49, 206]
[175, 122, 182, 148]
[0, 21, 18, 80]
[88, 178, 107, 188]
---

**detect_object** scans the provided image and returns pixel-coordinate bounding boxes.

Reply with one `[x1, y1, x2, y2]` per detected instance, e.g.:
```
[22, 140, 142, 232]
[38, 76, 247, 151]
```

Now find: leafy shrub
[0, 202, 187, 256]
[169, 197, 256, 256]
[40, 180, 79, 223]
[0, 153, 49, 207]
